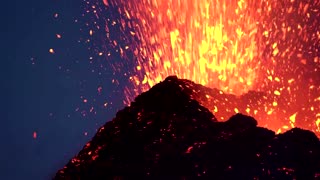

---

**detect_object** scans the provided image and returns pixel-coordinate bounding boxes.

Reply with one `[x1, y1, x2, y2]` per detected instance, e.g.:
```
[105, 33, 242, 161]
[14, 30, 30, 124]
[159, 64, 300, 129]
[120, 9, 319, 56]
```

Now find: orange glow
[98, 0, 320, 136]
[123, 0, 263, 95]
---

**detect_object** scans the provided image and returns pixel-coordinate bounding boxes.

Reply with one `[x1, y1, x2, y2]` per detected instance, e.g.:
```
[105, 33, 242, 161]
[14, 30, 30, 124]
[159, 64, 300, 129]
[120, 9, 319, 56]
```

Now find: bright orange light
[99, 0, 320, 136]
[124, 0, 263, 95]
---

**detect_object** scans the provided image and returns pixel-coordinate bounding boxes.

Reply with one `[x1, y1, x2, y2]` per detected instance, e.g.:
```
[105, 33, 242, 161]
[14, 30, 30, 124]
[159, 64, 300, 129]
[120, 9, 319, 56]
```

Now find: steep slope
[54, 76, 320, 179]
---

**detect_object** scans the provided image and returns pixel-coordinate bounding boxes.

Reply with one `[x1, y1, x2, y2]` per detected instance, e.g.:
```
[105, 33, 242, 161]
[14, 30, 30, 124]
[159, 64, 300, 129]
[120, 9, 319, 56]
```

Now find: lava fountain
[114, 0, 265, 95]
[84, 0, 319, 135]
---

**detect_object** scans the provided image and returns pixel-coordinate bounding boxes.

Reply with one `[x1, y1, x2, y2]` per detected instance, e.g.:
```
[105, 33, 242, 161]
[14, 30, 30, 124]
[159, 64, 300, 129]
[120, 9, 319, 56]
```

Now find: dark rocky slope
[54, 76, 320, 179]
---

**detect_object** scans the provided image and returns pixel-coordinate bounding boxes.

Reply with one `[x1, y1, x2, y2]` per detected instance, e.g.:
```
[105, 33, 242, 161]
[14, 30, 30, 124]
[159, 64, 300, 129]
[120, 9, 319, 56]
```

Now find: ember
[81, 0, 319, 136]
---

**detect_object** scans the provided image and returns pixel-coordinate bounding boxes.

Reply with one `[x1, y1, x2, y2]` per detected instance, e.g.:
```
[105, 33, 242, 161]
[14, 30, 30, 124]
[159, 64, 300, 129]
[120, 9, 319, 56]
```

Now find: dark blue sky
[4, 0, 125, 179]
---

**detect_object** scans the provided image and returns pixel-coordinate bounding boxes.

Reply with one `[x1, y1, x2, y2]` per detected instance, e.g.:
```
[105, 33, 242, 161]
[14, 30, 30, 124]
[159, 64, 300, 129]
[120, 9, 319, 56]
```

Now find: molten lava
[125, 0, 264, 95]
[84, 0, 319, 136]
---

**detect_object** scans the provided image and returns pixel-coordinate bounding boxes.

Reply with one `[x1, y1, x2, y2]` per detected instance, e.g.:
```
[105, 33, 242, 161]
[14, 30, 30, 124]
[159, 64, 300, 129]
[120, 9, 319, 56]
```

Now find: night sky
[4, 0, 320, 179]
[5, 0, 125, 179]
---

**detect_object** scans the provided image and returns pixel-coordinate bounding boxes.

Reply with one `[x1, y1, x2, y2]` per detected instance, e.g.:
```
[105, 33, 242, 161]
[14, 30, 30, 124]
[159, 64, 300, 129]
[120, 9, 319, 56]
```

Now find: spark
[49, 48, 55, 54]
[33, 131, 37, 139]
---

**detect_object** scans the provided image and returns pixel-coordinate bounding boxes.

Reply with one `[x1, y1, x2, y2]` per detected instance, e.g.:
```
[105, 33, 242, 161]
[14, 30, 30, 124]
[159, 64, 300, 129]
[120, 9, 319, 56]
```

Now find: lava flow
[83, 0, 320, 135]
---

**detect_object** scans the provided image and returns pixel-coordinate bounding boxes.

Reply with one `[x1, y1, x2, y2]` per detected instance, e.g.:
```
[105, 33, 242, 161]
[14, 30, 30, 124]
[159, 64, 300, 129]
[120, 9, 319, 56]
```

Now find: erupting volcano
[53, 2, 320, 177]
[83, 0, 320, 136]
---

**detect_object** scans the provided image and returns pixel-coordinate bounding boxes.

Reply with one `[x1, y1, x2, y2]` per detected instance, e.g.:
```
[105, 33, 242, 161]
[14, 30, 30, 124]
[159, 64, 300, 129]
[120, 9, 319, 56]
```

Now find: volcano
[54, 76, 320, 179]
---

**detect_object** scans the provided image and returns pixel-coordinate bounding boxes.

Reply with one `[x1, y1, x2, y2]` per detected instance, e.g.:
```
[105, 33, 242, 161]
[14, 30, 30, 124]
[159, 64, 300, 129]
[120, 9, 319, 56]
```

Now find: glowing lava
[83, 0, 319, 136]
[110, 0, 265, 95]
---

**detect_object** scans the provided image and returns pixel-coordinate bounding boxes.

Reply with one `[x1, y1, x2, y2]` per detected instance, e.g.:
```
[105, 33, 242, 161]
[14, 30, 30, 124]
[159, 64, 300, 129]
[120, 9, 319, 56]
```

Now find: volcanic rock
[54, 76, 320, 179]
